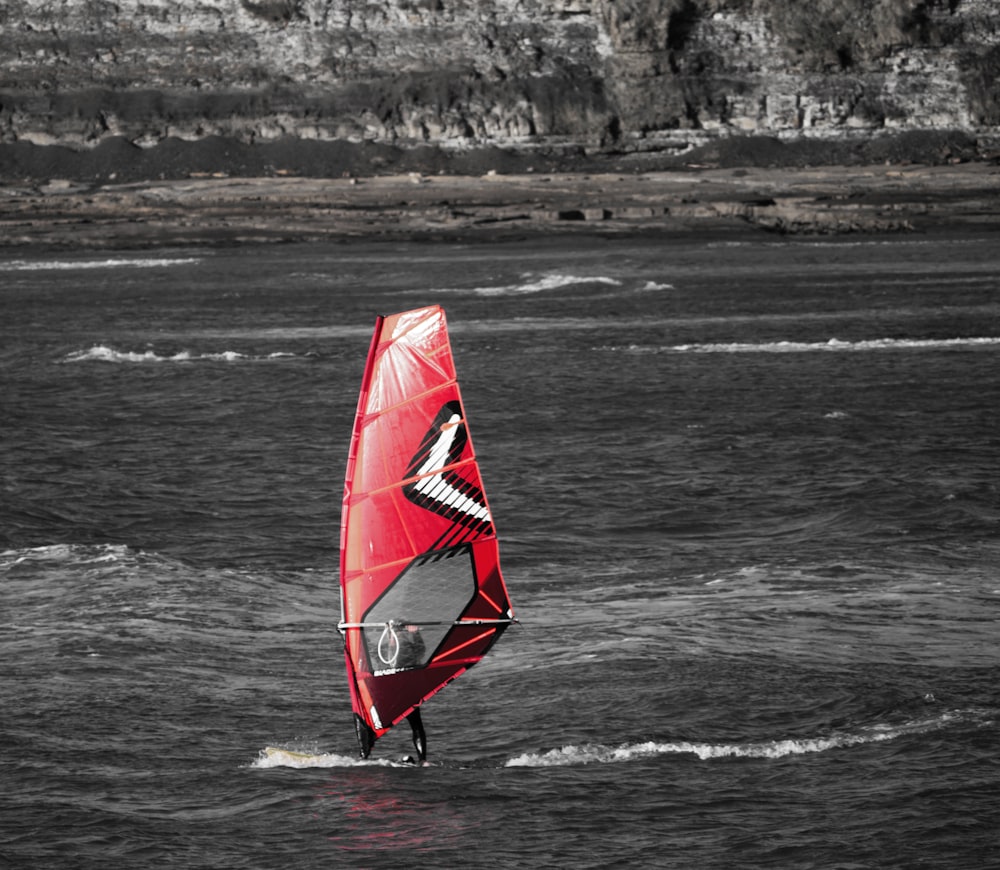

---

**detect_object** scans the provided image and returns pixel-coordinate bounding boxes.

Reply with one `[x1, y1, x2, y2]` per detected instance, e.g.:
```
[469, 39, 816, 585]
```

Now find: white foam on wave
[434, 273, 621, 297]
[682, 337, 1000, 352]
[505, 710, 986, 767]
[0, 257, 202, 271]
[0, 542, 133, 570]
[252, 748, 411, 770]
[706, 237, 977, 250]
[61, 346, 301, 363]
[253, 710, 992, 771]
[602, 337, 1000, 354]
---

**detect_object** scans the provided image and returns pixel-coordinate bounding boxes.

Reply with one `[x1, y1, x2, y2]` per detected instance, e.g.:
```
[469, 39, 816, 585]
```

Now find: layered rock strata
[1, 0, 999, 180]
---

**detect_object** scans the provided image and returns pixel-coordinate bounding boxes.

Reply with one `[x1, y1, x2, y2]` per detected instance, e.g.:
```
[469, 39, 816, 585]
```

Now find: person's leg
[354, 714, 376, 759]
[407, 708, 426, 761]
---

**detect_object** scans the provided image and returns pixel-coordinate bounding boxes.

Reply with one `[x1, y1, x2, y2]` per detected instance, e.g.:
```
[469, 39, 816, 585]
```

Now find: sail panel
[340, 306, 513, 743]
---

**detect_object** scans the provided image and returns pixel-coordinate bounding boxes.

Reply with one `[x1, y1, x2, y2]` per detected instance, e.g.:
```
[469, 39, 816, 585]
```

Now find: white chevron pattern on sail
[412, 414, 491, 523]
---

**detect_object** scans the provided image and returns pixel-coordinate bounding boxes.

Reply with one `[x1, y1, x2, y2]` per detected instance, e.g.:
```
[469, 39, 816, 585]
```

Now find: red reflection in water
[314, 770, 467, 852]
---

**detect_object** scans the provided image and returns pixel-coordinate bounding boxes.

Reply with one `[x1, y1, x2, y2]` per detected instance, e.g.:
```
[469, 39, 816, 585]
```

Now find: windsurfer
[395, 623, 426, 669]
[341, 308, 514, 769]
[354, 708, 427, 763]
[356, 622, 428, 761]
[388, 624, 428, 762]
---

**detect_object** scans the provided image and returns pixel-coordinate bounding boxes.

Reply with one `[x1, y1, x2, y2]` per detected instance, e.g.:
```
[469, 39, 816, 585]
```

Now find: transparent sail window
[363, 546, 475, 674]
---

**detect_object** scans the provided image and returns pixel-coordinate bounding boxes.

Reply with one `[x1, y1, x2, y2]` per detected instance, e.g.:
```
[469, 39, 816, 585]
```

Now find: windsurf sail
[338, 306, 515, 757]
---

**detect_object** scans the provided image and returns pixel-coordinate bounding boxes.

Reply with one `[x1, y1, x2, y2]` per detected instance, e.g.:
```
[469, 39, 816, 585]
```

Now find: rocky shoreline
[4, 0, 1000, 250]
[2, 160, 999, 250]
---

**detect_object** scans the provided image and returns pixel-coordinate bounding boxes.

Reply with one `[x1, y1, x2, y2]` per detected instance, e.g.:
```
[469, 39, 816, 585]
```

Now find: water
[2, 232, 999, 868]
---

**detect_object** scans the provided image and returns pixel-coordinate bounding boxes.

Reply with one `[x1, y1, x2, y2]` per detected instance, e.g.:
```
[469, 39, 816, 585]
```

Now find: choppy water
[2, 232, 999, 868]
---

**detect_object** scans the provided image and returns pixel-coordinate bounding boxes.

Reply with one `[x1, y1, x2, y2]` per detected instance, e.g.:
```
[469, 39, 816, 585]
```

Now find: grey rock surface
[1, 0, 999, 179]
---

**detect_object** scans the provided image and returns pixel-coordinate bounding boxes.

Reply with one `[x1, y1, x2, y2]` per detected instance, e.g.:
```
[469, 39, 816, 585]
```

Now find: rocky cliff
[2, 0, 999, 180]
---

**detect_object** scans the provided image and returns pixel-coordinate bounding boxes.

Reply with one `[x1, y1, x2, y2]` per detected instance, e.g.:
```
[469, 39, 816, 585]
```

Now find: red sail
[339, 306, 514, 747]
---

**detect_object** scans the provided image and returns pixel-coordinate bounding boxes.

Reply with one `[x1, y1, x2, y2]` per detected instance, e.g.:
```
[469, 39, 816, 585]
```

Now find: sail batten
[339, 306, 514, 751]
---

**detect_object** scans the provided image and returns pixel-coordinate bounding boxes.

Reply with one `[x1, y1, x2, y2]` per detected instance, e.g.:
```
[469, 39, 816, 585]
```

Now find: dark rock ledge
[2, 160, 999, 250]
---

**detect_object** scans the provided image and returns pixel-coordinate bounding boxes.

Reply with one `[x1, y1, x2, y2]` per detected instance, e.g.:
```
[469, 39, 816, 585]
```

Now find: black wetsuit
[355, 714, 376, 759]
[407, 707, 427, 762]
[354, 708, 426, 762]
[355, 624, 428, 761]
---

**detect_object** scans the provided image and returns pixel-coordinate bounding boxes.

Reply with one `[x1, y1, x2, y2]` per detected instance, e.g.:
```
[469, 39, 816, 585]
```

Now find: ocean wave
[432, 273, 622, 297]
[0, 543, 200, 578]
[505, 710, 990, 767]
[61, 345, 305, 363]
[706, 237, 980, 250]
[599, 337, 1000, 354]
[0, 257, 202, 271]
[0, 542, 135, 570]
[253, 710, 992, 771]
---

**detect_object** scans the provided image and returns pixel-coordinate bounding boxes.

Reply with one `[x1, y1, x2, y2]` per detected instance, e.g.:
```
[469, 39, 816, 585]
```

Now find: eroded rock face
[1, 0, 998, 174]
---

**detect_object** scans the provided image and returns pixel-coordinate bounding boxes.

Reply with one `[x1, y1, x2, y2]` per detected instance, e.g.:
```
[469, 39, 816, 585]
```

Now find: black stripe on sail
[413, 543, 472, 567]
[404, 401, 493, 538]
[404, 401, 467, 478]
[428, 518, 480, 553]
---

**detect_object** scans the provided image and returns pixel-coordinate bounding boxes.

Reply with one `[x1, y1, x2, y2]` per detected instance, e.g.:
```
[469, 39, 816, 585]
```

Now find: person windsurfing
[354, 707, 426, 763]
[354, 621, 428, 762]
[339, 308, 515, 769]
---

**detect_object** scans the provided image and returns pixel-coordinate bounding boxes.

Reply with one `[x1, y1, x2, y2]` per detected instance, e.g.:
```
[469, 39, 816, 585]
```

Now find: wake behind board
[260, 746, 335, 767]
[260, 746, 429, 768]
